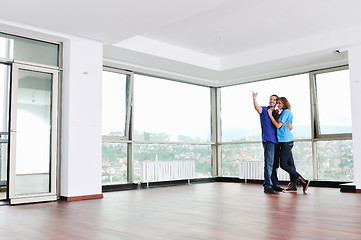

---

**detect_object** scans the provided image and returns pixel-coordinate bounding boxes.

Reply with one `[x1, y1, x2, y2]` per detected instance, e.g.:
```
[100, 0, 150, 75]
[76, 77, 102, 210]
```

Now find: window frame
[102, 66, 133, 142]
[310, 65, 352, 140]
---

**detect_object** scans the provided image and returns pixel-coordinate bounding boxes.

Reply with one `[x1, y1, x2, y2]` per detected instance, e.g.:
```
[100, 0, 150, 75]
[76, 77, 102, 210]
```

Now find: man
[252, 92, 284, 194]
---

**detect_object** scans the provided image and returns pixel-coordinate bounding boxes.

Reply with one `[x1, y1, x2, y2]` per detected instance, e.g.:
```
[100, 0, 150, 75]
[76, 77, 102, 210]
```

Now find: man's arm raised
[252, 91, 262, 114]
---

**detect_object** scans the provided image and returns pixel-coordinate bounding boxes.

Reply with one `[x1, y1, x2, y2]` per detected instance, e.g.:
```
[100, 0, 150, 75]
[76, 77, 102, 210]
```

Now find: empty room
[0, 1, 361, 239]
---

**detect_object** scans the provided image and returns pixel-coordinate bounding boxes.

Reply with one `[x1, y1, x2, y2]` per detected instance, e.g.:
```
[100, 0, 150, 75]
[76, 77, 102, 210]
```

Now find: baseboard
[102, 178, 216, 192]
[101, 177, 353, 193]
[60, 194, 103, 202]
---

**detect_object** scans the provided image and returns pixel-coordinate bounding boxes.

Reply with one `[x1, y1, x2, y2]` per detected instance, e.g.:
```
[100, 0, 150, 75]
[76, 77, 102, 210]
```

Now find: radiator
[141, 161, 195, 186]
[239, 161, 291, 181]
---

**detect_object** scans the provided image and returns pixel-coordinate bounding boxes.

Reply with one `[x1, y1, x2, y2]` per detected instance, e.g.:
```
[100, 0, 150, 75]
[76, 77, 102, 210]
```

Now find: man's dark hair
[270, 94, 278, 98]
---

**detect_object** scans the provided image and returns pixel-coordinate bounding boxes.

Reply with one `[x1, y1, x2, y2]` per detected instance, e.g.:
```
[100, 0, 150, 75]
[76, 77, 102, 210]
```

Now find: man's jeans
[262, 141, 275, 189]
[272, 144, 281, 187]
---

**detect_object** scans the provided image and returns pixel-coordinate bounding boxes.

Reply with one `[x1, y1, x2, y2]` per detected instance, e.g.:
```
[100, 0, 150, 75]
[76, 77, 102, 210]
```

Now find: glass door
[9, 63, 58, 204]
[0, 63, 10, 202]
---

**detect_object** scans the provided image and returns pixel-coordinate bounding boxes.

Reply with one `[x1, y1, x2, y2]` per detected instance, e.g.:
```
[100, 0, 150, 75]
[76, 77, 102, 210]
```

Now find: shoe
[273, 186, 284, 192]
[283, 181, 297, 192]
[303, 180, 310, 192]
[298, 177, 310, 192]
[264, 188, 276, 194]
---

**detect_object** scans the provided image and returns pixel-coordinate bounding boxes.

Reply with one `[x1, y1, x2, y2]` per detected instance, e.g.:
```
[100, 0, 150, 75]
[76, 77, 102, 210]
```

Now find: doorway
[0, 63, 59, 205]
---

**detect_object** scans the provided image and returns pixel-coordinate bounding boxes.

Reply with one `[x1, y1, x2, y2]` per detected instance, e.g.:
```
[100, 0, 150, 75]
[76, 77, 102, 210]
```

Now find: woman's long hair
[277, 97, 291, 110]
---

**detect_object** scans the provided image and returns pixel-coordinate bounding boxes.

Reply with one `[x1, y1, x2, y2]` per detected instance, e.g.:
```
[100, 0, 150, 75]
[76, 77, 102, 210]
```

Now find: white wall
[61, 38, 103, 197]
[348, 45, 361, 190]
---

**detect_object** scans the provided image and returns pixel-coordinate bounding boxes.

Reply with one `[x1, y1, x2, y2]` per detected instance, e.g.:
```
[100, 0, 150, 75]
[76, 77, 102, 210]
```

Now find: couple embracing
[252, 92, 310, 194]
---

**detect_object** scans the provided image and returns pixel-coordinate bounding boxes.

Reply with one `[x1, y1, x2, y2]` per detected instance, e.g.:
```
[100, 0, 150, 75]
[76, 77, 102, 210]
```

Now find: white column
[61, 38, 103, 198]
[348, 45, 361, 190]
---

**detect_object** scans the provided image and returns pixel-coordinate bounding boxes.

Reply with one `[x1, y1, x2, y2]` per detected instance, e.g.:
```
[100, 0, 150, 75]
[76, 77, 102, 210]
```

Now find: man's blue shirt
[259, 106, 277, 143]
[277, 109, 294, 142]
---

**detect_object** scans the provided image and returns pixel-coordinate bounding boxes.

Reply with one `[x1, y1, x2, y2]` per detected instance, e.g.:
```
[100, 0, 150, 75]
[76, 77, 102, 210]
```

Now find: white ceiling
[1, 0, 361, 86]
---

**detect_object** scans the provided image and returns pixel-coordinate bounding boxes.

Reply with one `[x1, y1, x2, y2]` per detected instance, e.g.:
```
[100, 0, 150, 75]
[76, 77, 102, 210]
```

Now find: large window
[313, 68, 352, 136]
[102, 68, 132, 184]
[133, 75, 211, 142]
[101, 65, 353, 185]
[102, 71, 212, 185]
[220, 68, 353, 181]
[311, 67, 353, 180]
[132, 74, 212, 180]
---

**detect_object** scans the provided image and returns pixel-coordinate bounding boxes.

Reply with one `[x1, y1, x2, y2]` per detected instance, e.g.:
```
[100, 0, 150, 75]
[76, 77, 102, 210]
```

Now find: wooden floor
[0, 183, 361, 240]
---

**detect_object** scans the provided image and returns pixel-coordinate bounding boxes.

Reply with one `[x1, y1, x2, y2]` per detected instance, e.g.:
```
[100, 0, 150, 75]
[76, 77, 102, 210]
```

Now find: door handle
[10, 129, 17, 132]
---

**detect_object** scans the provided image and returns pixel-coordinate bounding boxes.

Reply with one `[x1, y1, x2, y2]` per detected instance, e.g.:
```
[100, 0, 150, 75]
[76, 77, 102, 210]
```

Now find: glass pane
[221, 74, 311, 142]
[15, 69, 52, 195]
[102, 71, 127, 136]
[221, 143, 263, 177]
[0, 36, 14, 59]
[133, 144, 212, 182]
[0, 64, 10, 200]
[102, 143, 127, 185]
[0, 32, 59, 67]
[317, 140, 353, 181]
[292, 141, 313, 180]
[134, 75, 211, 142]
[315, 69, 352, 134]
[221, 141, 313, 180]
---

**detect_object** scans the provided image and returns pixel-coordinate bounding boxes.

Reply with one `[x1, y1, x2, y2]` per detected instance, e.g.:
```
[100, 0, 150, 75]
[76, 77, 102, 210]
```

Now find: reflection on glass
[102, 71, 127, 136]
[134, 75, 211, 142]
[15, 69, 52, 195]
[315, 69, 352, 134]
[221, 73, 311, 142]
[317, 140, 353, 181]
[133, 144, 212, 181]
[102, 143, 127, 185]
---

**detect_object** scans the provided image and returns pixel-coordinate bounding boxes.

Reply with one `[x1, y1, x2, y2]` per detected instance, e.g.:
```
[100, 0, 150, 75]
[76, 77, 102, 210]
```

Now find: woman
[268, 97, 310, 193]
